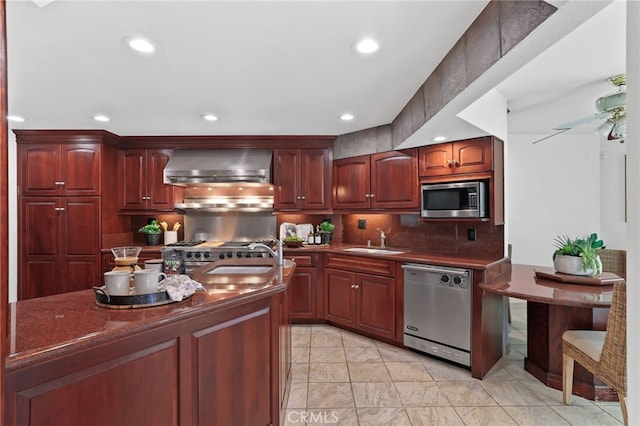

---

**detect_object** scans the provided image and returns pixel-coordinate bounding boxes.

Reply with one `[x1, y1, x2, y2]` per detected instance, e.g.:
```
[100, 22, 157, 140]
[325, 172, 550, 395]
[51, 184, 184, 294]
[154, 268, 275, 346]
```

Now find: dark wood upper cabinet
[333, 149, 419, 211]
[118, 149, 177, 212]
[370, 150, 419, 209]
[332, 155, 370, 209]
[274, 148, 332, 212]
[418, 137, 493, 177]
[419, 136, 504, 225]
[20, 143, 101, 197]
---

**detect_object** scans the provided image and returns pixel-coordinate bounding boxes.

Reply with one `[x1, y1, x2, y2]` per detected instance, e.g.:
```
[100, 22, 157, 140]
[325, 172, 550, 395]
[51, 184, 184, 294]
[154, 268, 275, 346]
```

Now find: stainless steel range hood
[163, 149, 273, 186]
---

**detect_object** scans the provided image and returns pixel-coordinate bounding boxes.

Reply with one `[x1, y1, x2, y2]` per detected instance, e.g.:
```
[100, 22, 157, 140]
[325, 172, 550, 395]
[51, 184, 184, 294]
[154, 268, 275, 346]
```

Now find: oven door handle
[401, 263, 470, 277]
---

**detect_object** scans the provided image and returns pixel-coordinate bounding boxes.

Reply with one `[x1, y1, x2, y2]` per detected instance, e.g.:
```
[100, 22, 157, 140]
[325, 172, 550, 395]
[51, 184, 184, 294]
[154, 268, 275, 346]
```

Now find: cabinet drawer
[325, 254, 395, 277]
[285, 253, 317, 267]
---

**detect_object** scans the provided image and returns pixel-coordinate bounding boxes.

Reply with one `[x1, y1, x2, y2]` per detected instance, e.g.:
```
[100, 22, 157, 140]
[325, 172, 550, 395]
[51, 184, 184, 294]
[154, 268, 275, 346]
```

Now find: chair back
[598, 249, 626, 277]
[598, 281, 626, 396]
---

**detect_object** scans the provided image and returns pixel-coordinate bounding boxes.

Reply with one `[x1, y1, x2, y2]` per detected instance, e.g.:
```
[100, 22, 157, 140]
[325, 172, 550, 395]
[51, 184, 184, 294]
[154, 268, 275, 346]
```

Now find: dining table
[479, 264, 621, 401]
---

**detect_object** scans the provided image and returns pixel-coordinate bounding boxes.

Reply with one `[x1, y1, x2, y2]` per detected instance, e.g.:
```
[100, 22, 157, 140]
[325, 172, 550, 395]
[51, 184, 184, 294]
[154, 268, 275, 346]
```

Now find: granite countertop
[284, 242, 504, 270]
[7, 260, 295, 371]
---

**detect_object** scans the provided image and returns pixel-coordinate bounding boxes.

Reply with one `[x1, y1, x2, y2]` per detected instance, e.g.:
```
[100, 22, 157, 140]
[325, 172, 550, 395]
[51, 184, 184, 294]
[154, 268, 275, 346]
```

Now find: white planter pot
[553, 254, 602, 276]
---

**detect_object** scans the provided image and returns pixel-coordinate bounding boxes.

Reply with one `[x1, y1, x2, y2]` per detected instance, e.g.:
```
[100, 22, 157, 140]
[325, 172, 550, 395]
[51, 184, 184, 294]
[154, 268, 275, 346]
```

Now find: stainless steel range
[161, 240, 276, 277]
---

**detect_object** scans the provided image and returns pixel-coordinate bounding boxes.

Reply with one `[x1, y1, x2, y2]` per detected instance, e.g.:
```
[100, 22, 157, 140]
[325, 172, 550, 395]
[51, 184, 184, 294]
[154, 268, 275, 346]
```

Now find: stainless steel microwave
[421, 181, 488, 218]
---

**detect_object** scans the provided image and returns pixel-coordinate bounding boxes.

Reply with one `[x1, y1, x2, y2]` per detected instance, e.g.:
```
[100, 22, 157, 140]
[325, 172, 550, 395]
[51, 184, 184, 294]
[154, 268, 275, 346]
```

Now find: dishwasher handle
[402, 263, 470, 277]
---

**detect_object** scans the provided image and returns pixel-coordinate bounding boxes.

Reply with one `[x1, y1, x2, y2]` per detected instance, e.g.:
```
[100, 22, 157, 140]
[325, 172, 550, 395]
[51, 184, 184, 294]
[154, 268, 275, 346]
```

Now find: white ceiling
[5, 0, 626, 141]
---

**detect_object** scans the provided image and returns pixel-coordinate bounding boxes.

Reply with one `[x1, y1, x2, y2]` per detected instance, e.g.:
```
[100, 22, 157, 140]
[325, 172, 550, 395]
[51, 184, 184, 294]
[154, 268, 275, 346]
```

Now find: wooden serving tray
[534, 267, 624, 286]
[93, 286, 189, 309]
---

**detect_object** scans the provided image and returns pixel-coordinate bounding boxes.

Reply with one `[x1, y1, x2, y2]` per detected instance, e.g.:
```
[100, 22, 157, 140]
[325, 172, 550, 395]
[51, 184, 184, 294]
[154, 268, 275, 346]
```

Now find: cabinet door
[356, 274, 396, 339]
[301, 148, 331, 210]
[19, 198, 61, 299]
[61, 143, 100, 196]
[370, 150, 419, 209]
[119, 149, 146, 210]
[195, 304, 272, 426]
[290, 266, 316, 319]
[332, 155, 370, 209]
[274, 148, 301, 210]
[418, 144, 453, 177]
[325, 269, 357, 327]
[19, 144, 61, 196]
[61, 197, 101, 292]
[147, 149, 175, 210]
[452, 138, 493, 174]
[9, 339, 180, 426]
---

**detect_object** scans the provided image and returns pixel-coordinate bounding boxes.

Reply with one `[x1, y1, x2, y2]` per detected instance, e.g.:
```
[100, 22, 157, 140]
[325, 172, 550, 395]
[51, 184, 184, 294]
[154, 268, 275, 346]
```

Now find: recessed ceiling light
[94, 114, 110, 122]
[201, 114, 218, 121]
[433, 136, 447, 142]
[7, 115, 25, 122]
[355, 38, 379, 54]
[123, 36, 155, 54]
[340, 113, 355, 121]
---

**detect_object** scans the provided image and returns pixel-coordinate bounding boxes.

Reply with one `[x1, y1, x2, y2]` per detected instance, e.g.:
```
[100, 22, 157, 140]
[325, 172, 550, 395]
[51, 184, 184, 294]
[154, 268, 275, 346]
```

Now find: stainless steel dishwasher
[402, 263, 472, 366]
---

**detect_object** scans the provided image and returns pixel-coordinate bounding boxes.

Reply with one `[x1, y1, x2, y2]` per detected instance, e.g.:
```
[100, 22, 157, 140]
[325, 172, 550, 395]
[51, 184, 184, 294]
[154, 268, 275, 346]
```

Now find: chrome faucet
[248, 237, 283, 266]
[376, 228, 387, 248]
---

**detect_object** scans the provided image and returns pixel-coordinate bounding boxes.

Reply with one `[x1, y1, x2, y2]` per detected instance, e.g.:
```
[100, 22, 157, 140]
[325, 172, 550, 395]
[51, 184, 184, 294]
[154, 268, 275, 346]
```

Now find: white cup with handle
[134, 269, 167, 294]
[104, 270, 132, 296]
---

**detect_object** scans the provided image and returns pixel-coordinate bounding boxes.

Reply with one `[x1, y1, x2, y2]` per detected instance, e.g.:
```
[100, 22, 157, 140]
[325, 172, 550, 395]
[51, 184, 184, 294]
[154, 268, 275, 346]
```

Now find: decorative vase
[553, 254, 602, 276]
[320, 232, 332, 245]
[145, 233, 161, 246]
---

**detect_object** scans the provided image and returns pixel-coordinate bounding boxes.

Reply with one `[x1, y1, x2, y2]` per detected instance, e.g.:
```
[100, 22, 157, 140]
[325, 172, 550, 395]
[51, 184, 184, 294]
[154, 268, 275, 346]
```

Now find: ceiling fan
[532, 74, 626, 144]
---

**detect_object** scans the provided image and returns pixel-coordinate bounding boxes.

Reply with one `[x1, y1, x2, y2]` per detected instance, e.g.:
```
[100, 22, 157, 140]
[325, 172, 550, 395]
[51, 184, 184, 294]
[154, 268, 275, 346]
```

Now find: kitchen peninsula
[4, 260, 295, 426]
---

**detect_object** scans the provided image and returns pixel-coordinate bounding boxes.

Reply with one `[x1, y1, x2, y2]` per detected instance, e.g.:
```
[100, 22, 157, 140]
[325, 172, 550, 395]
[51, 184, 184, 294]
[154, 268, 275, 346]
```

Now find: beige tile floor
[284, 302, 624, 426]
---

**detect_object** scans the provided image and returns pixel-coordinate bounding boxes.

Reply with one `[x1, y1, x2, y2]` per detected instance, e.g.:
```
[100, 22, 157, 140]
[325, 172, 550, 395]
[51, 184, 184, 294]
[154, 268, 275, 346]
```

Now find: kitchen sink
[206, 265, 274, 275]
[342, 247, 405, 255]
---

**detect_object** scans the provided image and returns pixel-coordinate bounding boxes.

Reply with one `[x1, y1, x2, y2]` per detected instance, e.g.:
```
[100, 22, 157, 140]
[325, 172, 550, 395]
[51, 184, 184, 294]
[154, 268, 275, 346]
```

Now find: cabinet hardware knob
[447, 160, 453, 167]
[55, 181, 65, 185]
[354, 285, 359, 289]
[365, 194, 370, 198]
[54, 207, 65, 211]
[297, 196, 301, 200]
[300, 196, 306, 200]
[351, 284, 355, 289]
[369, 194, 374, 198]
[454, 160, 460, 166]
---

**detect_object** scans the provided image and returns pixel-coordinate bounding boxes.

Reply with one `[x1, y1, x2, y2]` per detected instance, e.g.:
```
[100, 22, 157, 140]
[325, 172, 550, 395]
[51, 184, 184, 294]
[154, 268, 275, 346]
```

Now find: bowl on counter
[284, 239, 305, 248]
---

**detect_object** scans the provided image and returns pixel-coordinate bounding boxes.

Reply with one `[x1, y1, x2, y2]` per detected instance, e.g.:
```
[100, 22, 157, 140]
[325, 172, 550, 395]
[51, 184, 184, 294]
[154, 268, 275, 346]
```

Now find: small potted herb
[553, 233, 605, 277]
[138, 219, 162, 246]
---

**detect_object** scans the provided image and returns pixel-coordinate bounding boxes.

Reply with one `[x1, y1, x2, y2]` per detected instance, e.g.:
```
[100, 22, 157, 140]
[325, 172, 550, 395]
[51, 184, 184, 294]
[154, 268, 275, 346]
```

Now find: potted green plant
[319, 220, 335, 245]
[138, 219, 162, 246]
[553, 233, 605, 277]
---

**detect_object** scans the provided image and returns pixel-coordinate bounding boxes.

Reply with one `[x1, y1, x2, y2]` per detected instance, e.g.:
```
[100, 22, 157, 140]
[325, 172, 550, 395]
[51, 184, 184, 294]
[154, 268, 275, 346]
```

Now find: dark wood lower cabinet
[325, 268, 396, 341]
[196, 307, 272, 425]
[5, 293, 290, 426]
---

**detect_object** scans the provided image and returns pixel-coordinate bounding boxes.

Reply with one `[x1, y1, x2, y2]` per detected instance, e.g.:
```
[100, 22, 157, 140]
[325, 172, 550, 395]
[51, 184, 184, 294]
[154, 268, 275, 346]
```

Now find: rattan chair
[598, 248, 627, 277]
[562, 281, 627, 425]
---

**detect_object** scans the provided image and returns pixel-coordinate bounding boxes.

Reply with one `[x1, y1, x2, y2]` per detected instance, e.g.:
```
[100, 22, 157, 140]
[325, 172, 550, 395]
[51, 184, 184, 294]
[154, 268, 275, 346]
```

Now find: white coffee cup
[104, 271, 132, 296]
[134, 269, 167, 294]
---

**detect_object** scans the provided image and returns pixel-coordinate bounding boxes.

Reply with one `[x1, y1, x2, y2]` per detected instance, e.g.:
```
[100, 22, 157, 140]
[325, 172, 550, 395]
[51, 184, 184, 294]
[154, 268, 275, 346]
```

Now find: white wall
[507, 133, 601, 266]
[9, 130, 17, 302]
[600, 140, 627, 249]
[625, 1, 639, 421]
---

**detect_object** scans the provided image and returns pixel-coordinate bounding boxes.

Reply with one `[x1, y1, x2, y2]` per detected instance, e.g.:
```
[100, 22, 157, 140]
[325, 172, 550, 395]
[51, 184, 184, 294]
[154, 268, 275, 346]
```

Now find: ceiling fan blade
[531, 128, 572, 144]
[552, 111, 611, 131]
